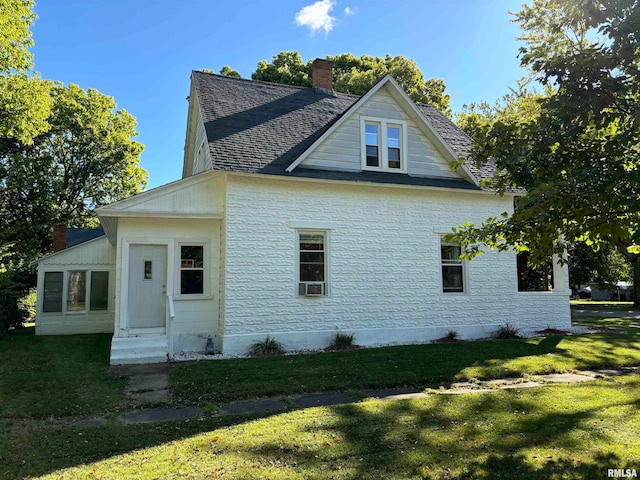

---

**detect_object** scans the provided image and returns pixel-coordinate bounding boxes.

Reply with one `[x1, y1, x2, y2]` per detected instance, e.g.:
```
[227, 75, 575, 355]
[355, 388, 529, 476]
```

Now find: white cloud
[294, 0, 336, 34]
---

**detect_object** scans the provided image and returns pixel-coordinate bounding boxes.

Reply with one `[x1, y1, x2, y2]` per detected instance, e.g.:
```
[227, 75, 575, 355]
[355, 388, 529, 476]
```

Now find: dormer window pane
[361, 117, 406, 173]
[387, 126, 401, 169]
[365, 123, 380, 167]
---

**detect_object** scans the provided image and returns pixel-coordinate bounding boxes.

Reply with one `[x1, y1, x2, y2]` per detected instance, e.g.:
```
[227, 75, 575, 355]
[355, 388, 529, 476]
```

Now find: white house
[34, 59, 571, 364]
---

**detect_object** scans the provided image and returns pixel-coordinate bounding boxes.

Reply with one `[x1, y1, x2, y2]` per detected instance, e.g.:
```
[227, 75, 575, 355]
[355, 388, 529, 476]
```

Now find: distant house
[34, 59, 571, 364]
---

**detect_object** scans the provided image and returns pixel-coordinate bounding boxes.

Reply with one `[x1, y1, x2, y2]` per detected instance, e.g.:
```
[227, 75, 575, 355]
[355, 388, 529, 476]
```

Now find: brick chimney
[312, 58, 333, 93]
[53, 224, 67, 252]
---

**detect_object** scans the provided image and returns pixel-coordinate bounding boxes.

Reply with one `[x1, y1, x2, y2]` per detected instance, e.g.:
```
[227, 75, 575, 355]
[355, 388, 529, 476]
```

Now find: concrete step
[110, 335, 168, 365]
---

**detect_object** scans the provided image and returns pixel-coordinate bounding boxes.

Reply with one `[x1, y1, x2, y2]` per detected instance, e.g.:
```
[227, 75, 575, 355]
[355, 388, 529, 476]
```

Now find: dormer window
[361, 116, 407, 173]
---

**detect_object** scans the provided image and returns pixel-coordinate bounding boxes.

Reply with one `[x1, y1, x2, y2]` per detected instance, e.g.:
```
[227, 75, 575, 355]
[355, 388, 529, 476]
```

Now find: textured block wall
[221, 176, 570, 354]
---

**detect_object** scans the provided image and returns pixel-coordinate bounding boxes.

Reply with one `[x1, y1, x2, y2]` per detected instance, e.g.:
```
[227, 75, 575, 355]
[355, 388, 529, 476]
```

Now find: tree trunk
[633, 258, 640, 307]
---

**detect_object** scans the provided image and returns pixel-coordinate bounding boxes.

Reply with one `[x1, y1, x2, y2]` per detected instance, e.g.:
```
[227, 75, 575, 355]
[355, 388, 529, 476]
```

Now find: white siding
[114, 175, 223, 215]
[301, 84, 461, 179]
[36, 237, 116, 335]
[114, 217, 221, 356]
[192, 113, 211, 175]
[221, 175, 571, 355]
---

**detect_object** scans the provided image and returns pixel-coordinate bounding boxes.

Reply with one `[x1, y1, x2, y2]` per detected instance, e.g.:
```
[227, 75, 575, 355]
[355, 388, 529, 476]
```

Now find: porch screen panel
[90, 271, 109, 311]
[43, 272, 63, 312]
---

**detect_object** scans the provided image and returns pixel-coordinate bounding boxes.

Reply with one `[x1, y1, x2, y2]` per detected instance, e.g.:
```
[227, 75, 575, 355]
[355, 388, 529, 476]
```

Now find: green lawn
[1, 318, 639, 478]
[4, 377, 639, 479]
[0, 328, 127, 419]
[570, 300, 637, 311]
[171, 318, 640, 411]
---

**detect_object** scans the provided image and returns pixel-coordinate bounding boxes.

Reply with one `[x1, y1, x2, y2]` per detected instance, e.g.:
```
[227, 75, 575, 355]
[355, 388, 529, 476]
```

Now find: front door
[128, 245, 167, 329]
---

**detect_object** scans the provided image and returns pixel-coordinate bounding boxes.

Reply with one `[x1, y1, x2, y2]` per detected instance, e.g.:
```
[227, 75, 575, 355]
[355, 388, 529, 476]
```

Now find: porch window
[180, 245, 204, 294]
[67, 271, 86, 311]
[43, 272, 63, 312]
[90, 271, 109, 311]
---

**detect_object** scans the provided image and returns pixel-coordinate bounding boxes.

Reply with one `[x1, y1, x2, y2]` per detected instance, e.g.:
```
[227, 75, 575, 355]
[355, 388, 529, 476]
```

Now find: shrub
[496, 323, 521, 339]
[248, 336, 285, 357]
[0, 267, 37, 339]
[445, 330, 459, 341]
[330, 331, 355, 350]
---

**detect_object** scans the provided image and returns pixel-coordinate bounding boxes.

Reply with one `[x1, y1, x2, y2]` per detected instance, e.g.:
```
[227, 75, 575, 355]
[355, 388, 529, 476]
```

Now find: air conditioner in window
[300, 282, 324, 296]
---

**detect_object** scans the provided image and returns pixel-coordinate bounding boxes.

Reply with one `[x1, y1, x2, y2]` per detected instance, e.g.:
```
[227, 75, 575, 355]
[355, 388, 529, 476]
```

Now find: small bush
[496, 323, 521, 339]
[248, 336, 285, 357]
[0, 268, 37, 339]
[330, 332, 355, 350]
[445, 330, 459, 341]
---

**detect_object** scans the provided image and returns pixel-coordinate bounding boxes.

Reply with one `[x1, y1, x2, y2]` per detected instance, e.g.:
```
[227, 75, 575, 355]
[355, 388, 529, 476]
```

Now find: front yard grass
[171, 317, 640, 410]
[0, 328, 126, 419]
[5, 376, 639, 479]
[1, 316, 639, 478]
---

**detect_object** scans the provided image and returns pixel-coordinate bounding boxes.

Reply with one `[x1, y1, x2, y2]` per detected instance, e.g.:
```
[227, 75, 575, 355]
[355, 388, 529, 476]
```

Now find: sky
[31, 0, 528, 189]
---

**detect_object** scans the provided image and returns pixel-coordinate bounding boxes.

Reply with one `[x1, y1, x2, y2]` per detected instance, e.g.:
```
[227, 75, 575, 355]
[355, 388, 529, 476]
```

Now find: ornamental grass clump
[330, 331, 356, 350]
[247, 336, 285, 357]
[496, 323, 521, 339]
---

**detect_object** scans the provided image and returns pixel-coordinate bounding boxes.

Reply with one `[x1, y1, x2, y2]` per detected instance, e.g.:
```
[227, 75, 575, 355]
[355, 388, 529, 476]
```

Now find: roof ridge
[191, 70, 360, 100]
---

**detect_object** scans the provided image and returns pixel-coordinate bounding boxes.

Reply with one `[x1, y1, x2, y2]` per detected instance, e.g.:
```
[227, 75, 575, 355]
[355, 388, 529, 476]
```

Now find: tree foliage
[449, 0, 640, 302]
[251, 51, 452, 117]
[0, 0, 51, 143]
[568, 242, 632, 289]
[456, 84, 548, 145]
[219, 65, 241, 78]
[0, 84, 147, 266]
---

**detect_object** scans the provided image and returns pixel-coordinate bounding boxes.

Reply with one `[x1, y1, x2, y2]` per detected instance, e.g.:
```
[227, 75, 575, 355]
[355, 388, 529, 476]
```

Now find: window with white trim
[361, 116, 407, 172]
[297, 231, 327, 296]
[42, 270, 110, 313]
[43, 272, 64, 313]
[67, 271, 87, 311]
[441, 240, 465, 293]
[180, 245, 204, 295]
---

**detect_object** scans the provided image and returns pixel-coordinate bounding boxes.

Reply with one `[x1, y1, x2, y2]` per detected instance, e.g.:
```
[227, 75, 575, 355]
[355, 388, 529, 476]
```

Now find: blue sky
[31, 0, 527, 189]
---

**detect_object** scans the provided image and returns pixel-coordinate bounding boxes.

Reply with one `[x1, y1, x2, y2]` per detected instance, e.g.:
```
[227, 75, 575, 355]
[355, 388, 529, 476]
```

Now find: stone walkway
[69, 366, 637, 427]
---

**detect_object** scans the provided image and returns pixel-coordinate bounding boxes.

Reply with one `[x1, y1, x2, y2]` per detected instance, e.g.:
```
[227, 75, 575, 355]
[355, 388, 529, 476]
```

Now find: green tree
[456, 84, 548, 144]
[219, 65, 241, 78]
[252, 51, 452, 117]
[0, 0, 51, 143]
[252, 51, 312, 87]
[0, 83, 147, 267]
[449, 0, 640, 304]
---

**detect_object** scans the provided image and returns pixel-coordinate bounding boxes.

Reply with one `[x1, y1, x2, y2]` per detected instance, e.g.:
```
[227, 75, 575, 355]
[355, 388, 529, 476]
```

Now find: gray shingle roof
[66, 228, 105, 248]
[192, 71, 496, 189]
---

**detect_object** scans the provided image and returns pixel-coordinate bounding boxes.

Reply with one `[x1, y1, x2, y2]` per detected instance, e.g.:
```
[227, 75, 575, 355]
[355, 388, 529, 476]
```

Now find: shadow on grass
[170, 331, 640, 407]
[5, 379, 639, 478]
[247, 383, 638, 479]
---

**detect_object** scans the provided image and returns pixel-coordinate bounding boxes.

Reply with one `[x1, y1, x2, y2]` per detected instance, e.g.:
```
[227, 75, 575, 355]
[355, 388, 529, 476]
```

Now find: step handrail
[168, 295, 175, 319]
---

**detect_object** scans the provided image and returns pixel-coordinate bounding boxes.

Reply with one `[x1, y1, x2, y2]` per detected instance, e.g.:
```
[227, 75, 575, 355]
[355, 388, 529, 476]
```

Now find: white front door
[128, 245, 167, 329]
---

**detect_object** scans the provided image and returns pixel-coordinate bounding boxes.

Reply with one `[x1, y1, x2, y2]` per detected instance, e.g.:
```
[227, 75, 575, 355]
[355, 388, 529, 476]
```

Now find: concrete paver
[70, 417, 108, 428]
[126, 374, 169, 393]
[292, 392, 355, 408]
[361, 387, 423, 400]
[69, 366, 635, 427]
[119, 407, 203, 424]
[132, 389, 171, 404]
[219, 398, 287, 416]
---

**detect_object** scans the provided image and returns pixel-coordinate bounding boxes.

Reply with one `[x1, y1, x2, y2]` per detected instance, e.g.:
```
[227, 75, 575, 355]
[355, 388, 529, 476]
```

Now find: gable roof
[191, 71, 497, 190]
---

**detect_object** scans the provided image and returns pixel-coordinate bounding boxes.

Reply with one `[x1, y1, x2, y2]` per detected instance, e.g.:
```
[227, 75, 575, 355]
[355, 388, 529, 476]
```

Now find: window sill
[362, 166, 407, 174]
[173, 294, 214, 301]
[517, 290, 571, 296]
